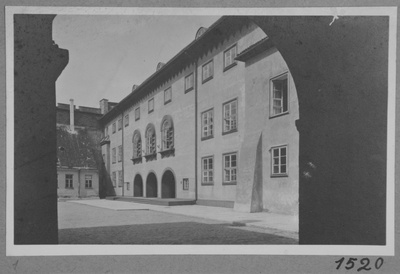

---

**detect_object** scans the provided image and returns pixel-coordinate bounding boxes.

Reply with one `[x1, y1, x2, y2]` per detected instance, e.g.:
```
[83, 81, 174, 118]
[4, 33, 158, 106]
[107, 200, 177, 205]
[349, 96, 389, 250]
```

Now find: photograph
[3, 3, 398, 273]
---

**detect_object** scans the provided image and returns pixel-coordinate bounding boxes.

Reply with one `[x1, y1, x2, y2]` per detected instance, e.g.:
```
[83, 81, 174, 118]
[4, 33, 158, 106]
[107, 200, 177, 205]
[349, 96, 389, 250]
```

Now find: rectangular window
[112, 171, 116, 187]
[271, 73, 289, 117]
[184, 73, 194, 93]
[271, 146, 288, 176]
[105, 126, 108, 137]
[202, 60, 213, 83]
[65, 174, 73, 189]
[135, 107, 140, 121]
[124, 114, 129, 127]
[223, 99, 238, 134]
[183, 178, 189, 190]
[202, 156, 214, 184]
[118, 170, 123, 187]
[112, 122, 116, 133]
[118, 145, 122, 162]
[201, 109, 214, 140]
[85, 175, 92, 188]
[223, 152, 237, 184]
[126, 182, 130, 191]
[148, 98, 154, 113]
[112, 147, 116, 163]
[118, 118, 122, 131]
[224, 44, 237, 71]
[164, 87, 172, 104]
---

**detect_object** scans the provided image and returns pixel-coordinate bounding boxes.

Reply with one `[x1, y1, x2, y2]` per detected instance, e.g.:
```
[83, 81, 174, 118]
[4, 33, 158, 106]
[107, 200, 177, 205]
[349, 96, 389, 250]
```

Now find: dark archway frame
[13, 15, 389, 245]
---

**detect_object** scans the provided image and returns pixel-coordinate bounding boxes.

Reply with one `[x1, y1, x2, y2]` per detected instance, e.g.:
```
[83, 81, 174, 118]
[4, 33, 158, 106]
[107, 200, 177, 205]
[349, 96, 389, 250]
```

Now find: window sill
[131, 157, 142, 165]
[271, 174, 288, 178]
[223, 62, 237, 72]
[201, 182, 214, 186]
[125, 124, 129, 127]
[202, 76, 213, 84]
[270, 111, 289, 119]
[184, 87, 194, 94]
[144, 153, 157, 162]
[164, 100, 171, 105]
[135, 118, 140, 121]
[148, 110, 154, 114]
[222, 128, 238, 136]
[222, 181, 237, 185]
[159, 148, 175, 159]
[201, 135, 214, 141]
[65, 187, 74, 189]
[85, 187, 93, 189]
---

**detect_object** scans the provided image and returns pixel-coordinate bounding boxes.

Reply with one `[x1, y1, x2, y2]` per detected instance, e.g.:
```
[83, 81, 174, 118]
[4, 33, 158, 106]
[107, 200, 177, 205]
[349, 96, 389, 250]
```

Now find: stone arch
[161, 168, 176, 198]
[146, 171, 158, 198]
[249, 16, 388, 245]
[133, 173, 143, 197]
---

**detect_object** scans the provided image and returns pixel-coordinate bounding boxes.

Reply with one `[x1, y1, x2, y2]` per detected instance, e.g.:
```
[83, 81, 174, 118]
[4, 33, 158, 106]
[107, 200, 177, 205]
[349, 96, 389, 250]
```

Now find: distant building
[99, 16, 299, 215]
[56, 99, 116, 198]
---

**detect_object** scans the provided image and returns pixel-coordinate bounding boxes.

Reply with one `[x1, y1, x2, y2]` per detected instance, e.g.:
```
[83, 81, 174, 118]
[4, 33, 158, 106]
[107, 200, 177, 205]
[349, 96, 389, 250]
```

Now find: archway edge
[250, 16, 388, 244]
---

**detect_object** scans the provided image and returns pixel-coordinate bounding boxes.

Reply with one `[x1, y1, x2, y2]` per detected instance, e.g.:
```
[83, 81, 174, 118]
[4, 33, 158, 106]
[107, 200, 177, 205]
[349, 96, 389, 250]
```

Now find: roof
[99, 16, 252, 125]
[57, 126, 100, 169]
[235, 37, 275, 62]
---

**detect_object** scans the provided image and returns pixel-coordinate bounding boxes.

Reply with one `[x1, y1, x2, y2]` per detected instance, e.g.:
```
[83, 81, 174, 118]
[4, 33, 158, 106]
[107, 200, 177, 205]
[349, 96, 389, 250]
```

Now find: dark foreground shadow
[59, 222, 298, 245]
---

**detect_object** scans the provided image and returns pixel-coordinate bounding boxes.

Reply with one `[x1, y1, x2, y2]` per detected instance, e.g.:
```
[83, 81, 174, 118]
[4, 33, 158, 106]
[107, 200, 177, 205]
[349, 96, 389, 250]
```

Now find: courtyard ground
[58, 200, 298, 245]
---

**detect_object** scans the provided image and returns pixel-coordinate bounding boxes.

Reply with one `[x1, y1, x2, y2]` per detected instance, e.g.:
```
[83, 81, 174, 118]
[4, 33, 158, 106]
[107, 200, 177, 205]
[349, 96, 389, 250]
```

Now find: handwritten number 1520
[335, 257, 384, 271]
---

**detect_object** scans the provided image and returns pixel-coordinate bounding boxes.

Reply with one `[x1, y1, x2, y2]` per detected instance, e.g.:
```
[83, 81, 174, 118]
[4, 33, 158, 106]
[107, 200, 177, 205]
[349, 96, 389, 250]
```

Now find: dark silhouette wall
[14, 14, 68, 244]
[252, 16, 388, 244]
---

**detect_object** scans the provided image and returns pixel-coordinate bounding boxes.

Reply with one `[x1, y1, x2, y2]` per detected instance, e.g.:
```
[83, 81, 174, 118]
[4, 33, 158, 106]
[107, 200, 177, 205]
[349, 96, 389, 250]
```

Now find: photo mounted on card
[5, 6, 396, 256]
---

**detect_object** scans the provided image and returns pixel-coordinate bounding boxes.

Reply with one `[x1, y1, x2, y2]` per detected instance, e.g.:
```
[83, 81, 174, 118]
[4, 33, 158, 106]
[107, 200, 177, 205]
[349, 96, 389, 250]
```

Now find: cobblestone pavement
[58, 201, 298, 245]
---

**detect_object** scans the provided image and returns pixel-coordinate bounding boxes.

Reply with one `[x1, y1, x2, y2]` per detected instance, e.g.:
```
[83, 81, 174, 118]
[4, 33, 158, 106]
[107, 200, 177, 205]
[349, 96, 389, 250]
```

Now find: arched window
[161, 116, 174, 150]
[132, 130, 142, 159]
[145, 124, 156, 155]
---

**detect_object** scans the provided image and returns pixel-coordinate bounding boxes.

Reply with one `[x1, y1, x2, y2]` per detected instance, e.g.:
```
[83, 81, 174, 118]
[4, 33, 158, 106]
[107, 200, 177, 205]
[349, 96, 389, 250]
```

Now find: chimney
[100, 99, 109, 114]
[69, 99, 75, 131]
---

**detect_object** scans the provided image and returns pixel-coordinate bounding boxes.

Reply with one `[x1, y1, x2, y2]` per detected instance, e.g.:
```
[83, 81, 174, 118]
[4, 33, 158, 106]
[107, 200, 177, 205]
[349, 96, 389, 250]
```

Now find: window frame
[124, 114, 129, 127]
[85, 174, 93, 189]
[184, 73, 194, 93]
[148, 98, 154, 113]
[112, 147, 116, 164]
[135, 107, 140, 121]
[202, 59, 214, 84]
[112, 122, 116, 134]
[201, 155, 214, 185]
[270, 72, 289, 118]
[161, 118, 174, 151]
[118, 170, 123, 187]
[222, 152, 238, 185]
[112, 171, 116, 188]
[164, 87, 172, 105]
[145, 125, 156, 155]
[105, 126, 108, 137]
[201, 108, 214, 141]
[223, 44, 237, 71]
[270, 145, 289, 177]
[182, 178, 189, 190]
[118, 145, 122, 162]
[118, 118, 122, 131]
[222, 98, 238, 135]
[65, 174, 73, 189]
[132, 131, 142, 159]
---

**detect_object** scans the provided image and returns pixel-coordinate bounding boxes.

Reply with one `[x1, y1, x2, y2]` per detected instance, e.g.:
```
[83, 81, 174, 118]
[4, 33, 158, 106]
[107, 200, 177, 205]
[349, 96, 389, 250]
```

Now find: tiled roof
[57, 126, 99, 169]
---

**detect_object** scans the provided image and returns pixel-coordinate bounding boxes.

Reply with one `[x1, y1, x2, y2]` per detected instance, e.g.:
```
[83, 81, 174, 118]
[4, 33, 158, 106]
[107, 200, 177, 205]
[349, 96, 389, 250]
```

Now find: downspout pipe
[121, 113, 125, 197]
[194, 60, 198, 202]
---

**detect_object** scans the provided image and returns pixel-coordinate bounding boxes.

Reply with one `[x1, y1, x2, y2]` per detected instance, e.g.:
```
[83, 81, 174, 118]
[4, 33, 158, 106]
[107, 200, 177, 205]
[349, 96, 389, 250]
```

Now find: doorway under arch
[146, 172, 157, 198]
[133, 174, 143, 197]
[161, 169, 176, 198]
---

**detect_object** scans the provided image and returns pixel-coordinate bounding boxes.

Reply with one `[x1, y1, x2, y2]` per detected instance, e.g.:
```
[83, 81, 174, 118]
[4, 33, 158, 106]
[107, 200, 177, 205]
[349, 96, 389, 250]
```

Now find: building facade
[56, 100, 107, 198]
[99, 16, 299, 215]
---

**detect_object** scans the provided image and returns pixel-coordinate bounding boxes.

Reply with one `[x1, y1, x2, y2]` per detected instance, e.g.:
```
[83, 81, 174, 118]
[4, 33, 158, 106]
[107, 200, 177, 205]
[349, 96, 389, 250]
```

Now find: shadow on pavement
[59, 222, 298, 245]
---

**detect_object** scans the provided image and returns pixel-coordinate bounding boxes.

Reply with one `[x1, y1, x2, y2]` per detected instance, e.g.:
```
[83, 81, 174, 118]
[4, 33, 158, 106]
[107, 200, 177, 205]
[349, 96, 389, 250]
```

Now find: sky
[53, 15, 219, 108]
